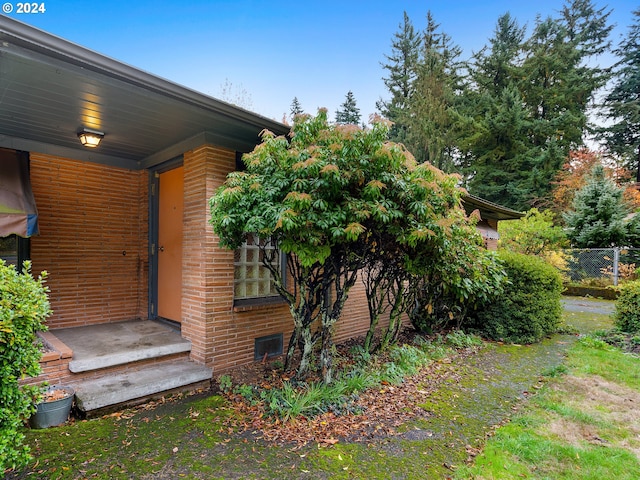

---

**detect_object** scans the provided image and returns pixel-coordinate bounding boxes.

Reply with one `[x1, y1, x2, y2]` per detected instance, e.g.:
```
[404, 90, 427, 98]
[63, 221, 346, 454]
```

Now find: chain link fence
[562, 248, 640, 286]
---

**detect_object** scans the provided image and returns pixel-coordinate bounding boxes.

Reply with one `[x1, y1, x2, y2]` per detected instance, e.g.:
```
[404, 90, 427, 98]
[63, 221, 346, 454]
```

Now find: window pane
[0, 236, 18, 267]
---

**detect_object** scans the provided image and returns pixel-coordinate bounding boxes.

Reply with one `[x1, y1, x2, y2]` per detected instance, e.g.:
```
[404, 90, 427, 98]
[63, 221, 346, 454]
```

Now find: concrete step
[50, 320, 192, 373]
[68, 340, 191, 373]
[72, 361, 212, 414]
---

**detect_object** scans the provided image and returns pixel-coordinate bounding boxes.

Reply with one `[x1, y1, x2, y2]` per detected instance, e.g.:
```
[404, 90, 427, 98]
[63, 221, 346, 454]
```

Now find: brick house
[0, 17, 521, 414]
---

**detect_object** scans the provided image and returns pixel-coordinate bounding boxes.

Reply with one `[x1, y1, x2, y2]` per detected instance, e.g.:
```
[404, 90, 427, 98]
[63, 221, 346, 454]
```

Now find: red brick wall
[336, 280, 377, 344]
[182, 145, 293, 371]
[25, 149, 390, 375]
[29, 154, 148, 329]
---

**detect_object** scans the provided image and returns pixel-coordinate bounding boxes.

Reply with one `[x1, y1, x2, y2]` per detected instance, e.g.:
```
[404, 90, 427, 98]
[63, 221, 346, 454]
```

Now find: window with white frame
[234, 234, 282, 302]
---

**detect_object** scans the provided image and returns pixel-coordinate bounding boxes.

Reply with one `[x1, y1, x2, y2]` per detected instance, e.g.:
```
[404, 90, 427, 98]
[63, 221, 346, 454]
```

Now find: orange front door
[157, 166, 184, 322]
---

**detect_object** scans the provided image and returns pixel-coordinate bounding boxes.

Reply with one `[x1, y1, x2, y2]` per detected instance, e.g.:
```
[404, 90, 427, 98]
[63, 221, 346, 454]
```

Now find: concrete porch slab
[50, 320, 191, 373]
[72, 361, 212, 413]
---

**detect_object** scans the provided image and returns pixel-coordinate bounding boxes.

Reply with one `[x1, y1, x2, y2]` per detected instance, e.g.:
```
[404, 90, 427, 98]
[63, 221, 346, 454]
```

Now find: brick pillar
[181, 145, 236, 366]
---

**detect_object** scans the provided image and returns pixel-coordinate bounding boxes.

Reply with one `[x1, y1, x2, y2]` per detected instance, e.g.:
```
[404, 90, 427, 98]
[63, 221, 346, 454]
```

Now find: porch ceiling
[0, 16, 288, 170]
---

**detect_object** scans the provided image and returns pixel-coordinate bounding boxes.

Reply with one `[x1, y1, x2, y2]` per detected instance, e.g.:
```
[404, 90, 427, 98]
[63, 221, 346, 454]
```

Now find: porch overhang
[0, 16, 289, 169]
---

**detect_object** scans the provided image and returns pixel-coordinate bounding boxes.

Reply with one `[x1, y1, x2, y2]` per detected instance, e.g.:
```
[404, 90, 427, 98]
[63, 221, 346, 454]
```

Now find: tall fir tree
[518, 1, 611, 204]
[470, 12, 525, 95]
[460, 13, 530, 209]
[290, 97, 303, 121]
[335, 91, 361, 125]
[563, 164, 628, 247]
[561, 0, 613, 57]
[462, 85, 533, 210]
[377, 11, 421, 143]
[460, 1, 612, 210]
[600, 8, 640, 181]
[402, 11, 463, 171]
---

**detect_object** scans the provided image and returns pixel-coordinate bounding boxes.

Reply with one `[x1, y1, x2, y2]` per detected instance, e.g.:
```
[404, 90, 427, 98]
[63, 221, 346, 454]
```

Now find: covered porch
[1, 15, 292, 411]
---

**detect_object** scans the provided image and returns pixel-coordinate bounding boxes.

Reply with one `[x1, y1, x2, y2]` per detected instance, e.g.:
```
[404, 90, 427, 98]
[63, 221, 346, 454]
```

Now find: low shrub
[444, 330, 483, 349]
[260, 339, 449, 420]
[0, 260, 51, 472]
[614, 280, 640, 333]
[261, 371, 374, 421]
[468, 251, 563, 344]
[217, 374, 233, 394]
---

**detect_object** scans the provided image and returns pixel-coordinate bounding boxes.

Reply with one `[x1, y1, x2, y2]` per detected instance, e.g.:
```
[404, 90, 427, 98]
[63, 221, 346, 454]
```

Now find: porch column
[181, 145, 235, 366]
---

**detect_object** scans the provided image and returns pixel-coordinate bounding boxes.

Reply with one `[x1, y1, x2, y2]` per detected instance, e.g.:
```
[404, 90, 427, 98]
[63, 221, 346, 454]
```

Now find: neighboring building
[462, 194, 524, 250]
[0, 16, 521, 414]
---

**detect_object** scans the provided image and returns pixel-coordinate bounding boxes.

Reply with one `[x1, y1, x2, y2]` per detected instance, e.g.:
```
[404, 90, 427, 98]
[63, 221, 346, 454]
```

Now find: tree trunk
[380, 283, 405, 350]
[636, 143, 640, 183]
[364, 312, 380, 353]
[283, 324, 299, 372]
[297, 325, 315, 378]
[320, 324, 333, 385]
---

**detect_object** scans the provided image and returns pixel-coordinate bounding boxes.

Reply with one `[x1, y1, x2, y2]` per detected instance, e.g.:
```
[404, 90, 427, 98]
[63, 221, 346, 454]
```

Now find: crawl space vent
[254, 333, 283, 360]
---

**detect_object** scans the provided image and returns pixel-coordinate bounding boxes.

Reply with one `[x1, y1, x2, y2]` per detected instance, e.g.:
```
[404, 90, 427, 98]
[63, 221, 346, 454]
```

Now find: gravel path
[561, 295, 615, 315]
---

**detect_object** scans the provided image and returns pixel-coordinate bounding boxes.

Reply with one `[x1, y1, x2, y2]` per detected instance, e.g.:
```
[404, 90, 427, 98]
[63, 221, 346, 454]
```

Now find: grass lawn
[456, 304, 640, 479]
[7, 297, 638, 479]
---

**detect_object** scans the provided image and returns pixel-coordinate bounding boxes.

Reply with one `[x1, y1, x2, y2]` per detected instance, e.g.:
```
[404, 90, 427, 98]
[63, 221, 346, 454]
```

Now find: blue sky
[2, 1, 637, 123]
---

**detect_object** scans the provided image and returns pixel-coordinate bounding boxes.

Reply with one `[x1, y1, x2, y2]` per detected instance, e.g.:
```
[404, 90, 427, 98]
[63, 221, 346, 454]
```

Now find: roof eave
[0, 16, 289, 137]
[462, 194, 525, 221]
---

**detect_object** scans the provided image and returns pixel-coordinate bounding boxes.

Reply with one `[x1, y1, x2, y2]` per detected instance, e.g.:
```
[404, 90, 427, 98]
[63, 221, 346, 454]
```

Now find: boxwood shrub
[0, 260, 51, 472]
[469, 251, 563, 344]
[614, 280, 640, 333]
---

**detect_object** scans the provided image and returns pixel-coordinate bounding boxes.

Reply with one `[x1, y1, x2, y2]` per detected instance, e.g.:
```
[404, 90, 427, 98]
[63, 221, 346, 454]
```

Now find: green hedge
[614, 280, 640, 333]
[469, 251, 563, 344]
[0, 261, 51, 472]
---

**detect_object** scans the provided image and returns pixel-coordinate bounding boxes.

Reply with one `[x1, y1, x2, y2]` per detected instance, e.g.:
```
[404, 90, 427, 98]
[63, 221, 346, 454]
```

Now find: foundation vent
[254, 333, 283, 360]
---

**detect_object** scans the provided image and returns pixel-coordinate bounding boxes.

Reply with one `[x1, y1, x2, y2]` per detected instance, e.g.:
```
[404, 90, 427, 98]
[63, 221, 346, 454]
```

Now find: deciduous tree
[210, 110, 486, 383]
[498, 208, 568, 255]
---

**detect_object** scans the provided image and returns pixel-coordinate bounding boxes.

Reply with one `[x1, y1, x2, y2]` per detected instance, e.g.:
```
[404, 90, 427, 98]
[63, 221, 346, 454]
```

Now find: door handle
[159, 246, 165, 252]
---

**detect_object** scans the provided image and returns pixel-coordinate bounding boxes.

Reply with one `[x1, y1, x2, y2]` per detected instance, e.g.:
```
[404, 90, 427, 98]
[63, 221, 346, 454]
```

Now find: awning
[0, 149, 39, 237]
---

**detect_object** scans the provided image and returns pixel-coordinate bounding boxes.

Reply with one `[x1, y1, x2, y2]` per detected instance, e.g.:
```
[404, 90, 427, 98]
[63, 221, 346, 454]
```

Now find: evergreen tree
[335, 91, 361, 125]
[402, 11, 463, 171]
[377, 11, 421, 142]
[600, 8, 640, 180]
[460, 1, 612, 210]
[518, 16, 586, 204]
[624, 212, 640, 247]
[463, 85, 533, 210]
[471, 12, 525, 95]
[518, 2, 611, 204]
[561, 0, 613, 58]
[290, 97, 303, 120]
[563, 164, 629, 247]
[460, 13, 530, 209]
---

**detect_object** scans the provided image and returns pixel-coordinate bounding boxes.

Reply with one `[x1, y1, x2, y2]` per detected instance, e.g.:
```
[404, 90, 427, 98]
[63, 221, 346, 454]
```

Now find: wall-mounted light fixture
[77, 128, 104, 148]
